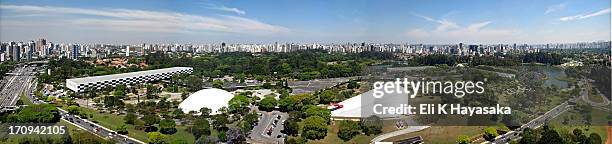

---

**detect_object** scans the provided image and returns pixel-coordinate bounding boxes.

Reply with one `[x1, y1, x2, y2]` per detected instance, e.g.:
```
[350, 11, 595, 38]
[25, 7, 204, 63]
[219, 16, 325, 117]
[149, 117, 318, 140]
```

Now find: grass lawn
[550, 107, 609, 141]
[19, 92, 34, 105]
[587, 87, 606, 103]
[383, 126, 486, 144]
[70, 106, 195, 143]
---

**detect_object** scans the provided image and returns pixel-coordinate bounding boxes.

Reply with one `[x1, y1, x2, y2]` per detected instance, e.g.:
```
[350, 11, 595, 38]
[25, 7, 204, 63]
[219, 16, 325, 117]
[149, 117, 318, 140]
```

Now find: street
[57, 108, 144, 144]
[0, 65, 36, 107]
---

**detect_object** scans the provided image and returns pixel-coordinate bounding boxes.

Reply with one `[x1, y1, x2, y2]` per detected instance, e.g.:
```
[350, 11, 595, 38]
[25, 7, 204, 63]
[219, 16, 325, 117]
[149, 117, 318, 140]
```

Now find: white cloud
[408, 14, 520, 43]
[207, 5, 246, 15]
[413, 14, 459, 31]
[0, 4, 287, 34]
[545, 2, 567, 14]
[559, 8, 611, 21]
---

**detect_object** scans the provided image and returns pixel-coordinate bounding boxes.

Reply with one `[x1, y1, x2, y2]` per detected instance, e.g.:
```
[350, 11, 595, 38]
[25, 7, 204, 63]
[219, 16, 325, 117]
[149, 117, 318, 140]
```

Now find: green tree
[589, 133, 602, 144]
[116, 124, 129, 135]
[361, 115, 383, 135]
[190, 117, 211, 139]
[7, 104, 60, 123]
[347, 81, 360, 89]
[212, 79, 223, 89]
[520, 128, 537, 144]
[240, 112, 259, 131]
[301, 116, 328, 140]
[457, 135, 471, 144]
[262, 82, 273, 89]
[124, 112, 137, 125]
[142, 114, 160, 131]
[483, 127, 499, 141]
[199, 107, 212, 118]
[159, 119, 177, 134]
[538, 126, 562, 144]
[337, 120, 361, 141]
[318, 90, 336, 104]
[282, 118, 300, 136]
[186, 75, 204, 92]
[67, 105, 80, 115]
[212, 114, 229, 131]
[259, 96, 277, 111]
[304, 105, 331, 122]
[228, 94, 250, 114]
[279, 95, 297, 112]
[147, 132, 167, 144]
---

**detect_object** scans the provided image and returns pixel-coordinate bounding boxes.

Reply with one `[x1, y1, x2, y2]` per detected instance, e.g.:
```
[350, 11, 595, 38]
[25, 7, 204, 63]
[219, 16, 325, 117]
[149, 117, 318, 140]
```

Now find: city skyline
[0, 0, 610, 44]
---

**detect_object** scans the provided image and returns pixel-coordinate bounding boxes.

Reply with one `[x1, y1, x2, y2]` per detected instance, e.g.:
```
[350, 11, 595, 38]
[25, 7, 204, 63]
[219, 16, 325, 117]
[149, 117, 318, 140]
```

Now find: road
[488, 100, 574, 144]
[57, 108, 144, 144]
[0, 65, 36, 107]
[248, 107, 288, 144]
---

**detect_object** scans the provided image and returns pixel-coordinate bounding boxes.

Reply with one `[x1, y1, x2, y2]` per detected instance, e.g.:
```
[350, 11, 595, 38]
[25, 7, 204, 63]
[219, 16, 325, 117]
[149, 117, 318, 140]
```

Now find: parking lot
[248, 109, 288, 143]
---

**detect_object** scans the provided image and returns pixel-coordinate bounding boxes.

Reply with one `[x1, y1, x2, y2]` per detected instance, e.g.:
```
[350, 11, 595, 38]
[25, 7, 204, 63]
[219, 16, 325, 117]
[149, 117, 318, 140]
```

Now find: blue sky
[0, 0, 610, 44]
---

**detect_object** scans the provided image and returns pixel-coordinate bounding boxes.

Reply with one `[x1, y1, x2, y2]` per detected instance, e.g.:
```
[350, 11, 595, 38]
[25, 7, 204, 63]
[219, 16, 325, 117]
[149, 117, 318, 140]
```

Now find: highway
[57, 108, 145, 144]
[0, 65, 36, 107]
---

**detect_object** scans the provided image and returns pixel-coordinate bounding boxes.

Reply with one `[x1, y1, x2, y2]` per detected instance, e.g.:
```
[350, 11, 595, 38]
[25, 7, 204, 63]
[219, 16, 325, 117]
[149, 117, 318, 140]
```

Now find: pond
[542, 66, 569, 89]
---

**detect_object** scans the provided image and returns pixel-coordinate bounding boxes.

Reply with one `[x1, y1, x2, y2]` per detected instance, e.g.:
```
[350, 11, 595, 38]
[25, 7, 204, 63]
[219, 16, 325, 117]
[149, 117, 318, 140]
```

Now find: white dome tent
[178, 88, 234, 115]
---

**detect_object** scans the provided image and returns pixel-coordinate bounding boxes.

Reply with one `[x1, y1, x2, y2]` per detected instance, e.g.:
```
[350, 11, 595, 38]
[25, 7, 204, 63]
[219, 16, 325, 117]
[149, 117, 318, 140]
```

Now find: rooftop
[66, 67, 192, 84]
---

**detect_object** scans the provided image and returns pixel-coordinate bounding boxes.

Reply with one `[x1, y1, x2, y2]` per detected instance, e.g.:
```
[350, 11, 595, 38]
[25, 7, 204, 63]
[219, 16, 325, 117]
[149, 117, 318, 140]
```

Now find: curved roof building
[178, 88, 234, 115]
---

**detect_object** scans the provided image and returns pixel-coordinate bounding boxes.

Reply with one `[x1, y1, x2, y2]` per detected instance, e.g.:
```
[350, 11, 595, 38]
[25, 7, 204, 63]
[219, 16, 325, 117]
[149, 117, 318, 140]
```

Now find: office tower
[12, 44, 20, 61]
[72, 44, 79, 60]
[36, 39, 46, 57]
[27, 41, 35, 60]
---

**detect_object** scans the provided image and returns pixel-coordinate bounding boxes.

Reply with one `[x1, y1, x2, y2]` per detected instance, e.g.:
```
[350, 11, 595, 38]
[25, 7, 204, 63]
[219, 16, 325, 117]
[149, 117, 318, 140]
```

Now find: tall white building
[125, 46, 130, 57]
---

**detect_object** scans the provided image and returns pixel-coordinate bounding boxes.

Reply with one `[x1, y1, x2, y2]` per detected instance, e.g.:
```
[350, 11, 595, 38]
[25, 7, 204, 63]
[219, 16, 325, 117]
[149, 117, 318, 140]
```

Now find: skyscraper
[26, 41, 35, 60]
[125, 46, 130, 57]
[72, 44, 79, 60]
[36, 39, 46, 57]
[12, 44, 20, 61]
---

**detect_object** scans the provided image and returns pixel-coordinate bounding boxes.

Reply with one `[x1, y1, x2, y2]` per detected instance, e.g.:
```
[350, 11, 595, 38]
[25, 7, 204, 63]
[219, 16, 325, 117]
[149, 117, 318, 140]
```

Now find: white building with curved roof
[178, 88, 234, 115]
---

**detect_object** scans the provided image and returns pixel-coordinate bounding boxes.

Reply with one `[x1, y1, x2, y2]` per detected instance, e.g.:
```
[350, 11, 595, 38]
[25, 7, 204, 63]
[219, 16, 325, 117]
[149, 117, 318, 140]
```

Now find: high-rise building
[27, 41, 35, 60]
[12, 44, 20, 61]
[36, 39, 46, 57]
[72, 44, 79, 60]
[125, 46, 130, 57]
